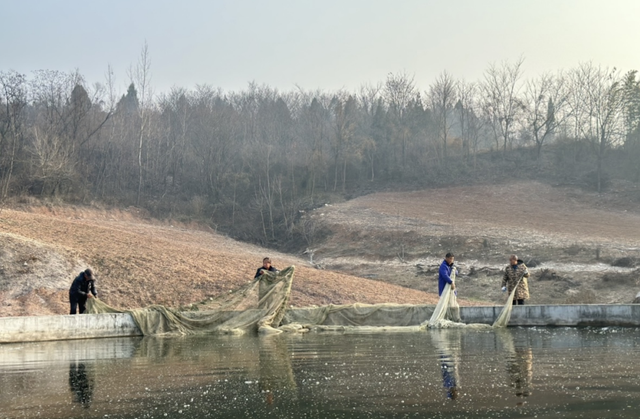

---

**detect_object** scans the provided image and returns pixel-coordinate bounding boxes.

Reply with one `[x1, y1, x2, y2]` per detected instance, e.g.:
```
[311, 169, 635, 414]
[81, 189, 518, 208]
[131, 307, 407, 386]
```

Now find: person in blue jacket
[69, 269, 97, 314]
[438, 253, 458, 296]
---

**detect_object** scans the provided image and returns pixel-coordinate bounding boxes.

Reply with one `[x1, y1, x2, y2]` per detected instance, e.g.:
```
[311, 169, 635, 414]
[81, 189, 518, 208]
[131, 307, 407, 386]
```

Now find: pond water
[1, 327, 640, 418]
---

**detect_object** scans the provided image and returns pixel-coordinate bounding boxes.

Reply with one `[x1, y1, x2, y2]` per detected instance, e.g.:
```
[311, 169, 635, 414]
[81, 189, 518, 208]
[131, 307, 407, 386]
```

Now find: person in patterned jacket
[502, 254, 530, 305]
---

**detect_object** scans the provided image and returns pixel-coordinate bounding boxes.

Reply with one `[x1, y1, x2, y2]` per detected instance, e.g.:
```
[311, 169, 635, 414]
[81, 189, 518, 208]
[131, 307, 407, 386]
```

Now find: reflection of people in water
[497, 329, 533, 399]
[431, 329, 461, 400]
[69, 362, 95, 408]
[507, 348, 533, 397]
[259, 335, 297, 406]
[440, 355, 459, 400]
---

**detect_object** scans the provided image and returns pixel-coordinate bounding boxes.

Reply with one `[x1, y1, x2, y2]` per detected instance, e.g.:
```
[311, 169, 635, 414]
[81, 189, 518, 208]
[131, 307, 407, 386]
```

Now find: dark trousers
[512, 299, 525, 306]
[70, 295, 88, 314]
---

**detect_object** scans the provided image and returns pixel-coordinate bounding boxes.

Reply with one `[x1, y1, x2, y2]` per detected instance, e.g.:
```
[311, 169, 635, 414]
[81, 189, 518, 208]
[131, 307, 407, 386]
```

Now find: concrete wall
[461, 304, 640, 327]
[1, 304, 639, 343]
[0, 313, 141, 343]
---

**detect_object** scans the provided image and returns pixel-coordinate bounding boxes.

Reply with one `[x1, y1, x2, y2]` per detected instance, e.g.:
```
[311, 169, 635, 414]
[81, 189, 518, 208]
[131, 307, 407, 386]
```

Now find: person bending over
[69, 269, 97, 314]
[254, 257, 279, 279]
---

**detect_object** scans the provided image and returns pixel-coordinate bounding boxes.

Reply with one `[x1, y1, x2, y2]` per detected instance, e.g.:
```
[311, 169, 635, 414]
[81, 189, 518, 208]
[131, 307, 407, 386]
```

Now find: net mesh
[425, 271, 490, 330]
[87, 266, 295, 336]
[492, 278, 523, 328]
[280, 303, 434, 333]
[427, 282, 461, 327]
[86, 264, 505, 335]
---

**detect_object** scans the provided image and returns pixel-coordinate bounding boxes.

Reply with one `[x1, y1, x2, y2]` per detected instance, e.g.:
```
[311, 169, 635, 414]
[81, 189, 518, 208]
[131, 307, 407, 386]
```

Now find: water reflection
[431, 329, 461, 400]
[259, 335, 297, 406]
[509, 348, 533, 397]
[2, 328, 640, 418]
[497, 330, 534, 398]
[68, 361, 95, 408]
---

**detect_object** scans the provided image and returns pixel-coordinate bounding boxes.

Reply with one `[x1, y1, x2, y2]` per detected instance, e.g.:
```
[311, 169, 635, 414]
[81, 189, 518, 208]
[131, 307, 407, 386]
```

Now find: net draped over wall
[280, 276, 491, 333]
[87, 266, 295, 336]
[88, 265, 513, 336]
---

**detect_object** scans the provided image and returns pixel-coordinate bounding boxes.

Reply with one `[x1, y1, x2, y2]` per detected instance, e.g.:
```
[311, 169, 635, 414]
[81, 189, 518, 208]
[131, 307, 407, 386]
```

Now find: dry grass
[307, 181, 640, 305]
[0, 205, 444, 317]
[4, 180, 635, 316]
[324, 181, 640, 246]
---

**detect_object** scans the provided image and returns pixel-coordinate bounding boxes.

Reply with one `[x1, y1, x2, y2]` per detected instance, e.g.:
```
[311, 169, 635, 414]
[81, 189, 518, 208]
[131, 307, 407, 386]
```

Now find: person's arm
[89, 280, 97, 298]
[73, 277, 88, 297]
[502, 269, 508, 288]
[441, 264, 454, 284]
[254, 268, 262, 279]
[269, 266, 279, 273]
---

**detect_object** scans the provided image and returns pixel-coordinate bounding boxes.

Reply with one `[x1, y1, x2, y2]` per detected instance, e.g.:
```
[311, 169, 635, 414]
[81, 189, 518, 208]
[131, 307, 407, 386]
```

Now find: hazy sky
[2, 0, 639, 94]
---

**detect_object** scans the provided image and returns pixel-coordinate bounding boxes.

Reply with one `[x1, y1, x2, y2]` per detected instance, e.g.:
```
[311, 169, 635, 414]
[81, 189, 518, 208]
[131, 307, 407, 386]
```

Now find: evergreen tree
[117, 83, 139, 114]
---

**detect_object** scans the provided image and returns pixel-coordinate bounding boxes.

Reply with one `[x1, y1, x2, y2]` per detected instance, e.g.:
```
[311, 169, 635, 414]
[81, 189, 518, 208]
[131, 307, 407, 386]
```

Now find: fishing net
[281, 270, 491, 332]
[427, 282, 461, 328]
[86, 263, 502, 336]
[492, 278, 522, 328]
[423, 270, 492, 330]
[280, 303, 434, 333]
[87, 266, 295, 336]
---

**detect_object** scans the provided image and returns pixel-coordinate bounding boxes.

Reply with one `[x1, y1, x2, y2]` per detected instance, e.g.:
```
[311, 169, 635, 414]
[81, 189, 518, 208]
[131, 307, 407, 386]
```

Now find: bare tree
[130, 42, 153, 205]
[0, 71, 27, 199]
[27, 70, 85, 196]
[522, 71, 571, 159]
[480, 58, 525, 153]
[454, 80, 483, 167]
[358, 82, 383, 117]
[568, 63, 625, 192]
[331, 94, 359, 192]
[357, 83, 383, 181]
[93, 65, 120, 197]
[383, 71, 416, 168]
[428, 71, 457, 160]
[297, 95, 330, 198]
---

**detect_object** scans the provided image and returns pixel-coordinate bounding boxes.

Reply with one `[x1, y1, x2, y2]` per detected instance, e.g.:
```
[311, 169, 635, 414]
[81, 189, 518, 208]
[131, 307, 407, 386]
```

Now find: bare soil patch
[306, 181, 640, 305]
[2, 180, 638, 317]
[0, 206, 443, 317]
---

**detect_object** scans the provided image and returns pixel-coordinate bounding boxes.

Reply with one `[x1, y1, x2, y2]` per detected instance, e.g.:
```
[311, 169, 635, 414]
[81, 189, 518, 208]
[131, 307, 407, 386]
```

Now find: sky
[2, 0, 639, 95]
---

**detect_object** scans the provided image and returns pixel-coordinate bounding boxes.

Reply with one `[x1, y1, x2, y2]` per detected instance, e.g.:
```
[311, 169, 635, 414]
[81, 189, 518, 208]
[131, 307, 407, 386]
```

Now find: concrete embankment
[0, 312, 141, 343]
[462, 304, 640, 327]
[1, 304, 639, 343]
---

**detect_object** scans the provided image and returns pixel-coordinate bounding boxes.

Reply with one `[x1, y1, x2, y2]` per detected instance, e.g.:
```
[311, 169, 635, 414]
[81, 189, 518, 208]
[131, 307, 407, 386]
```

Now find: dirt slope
[308, 181, 640, 305]
[2, 180, 638, 317]
[0, 206, 444, 317]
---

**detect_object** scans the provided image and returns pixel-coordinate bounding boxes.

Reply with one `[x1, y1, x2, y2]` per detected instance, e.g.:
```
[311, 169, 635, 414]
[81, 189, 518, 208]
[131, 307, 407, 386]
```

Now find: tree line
[2, 55, 640, 248]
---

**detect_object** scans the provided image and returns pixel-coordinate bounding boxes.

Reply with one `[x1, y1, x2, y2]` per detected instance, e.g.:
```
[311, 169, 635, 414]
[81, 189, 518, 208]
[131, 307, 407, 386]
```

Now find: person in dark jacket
[69, 269, 97, 314]
[254, 257, 278, 279]
[438, 253, 458, 296]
